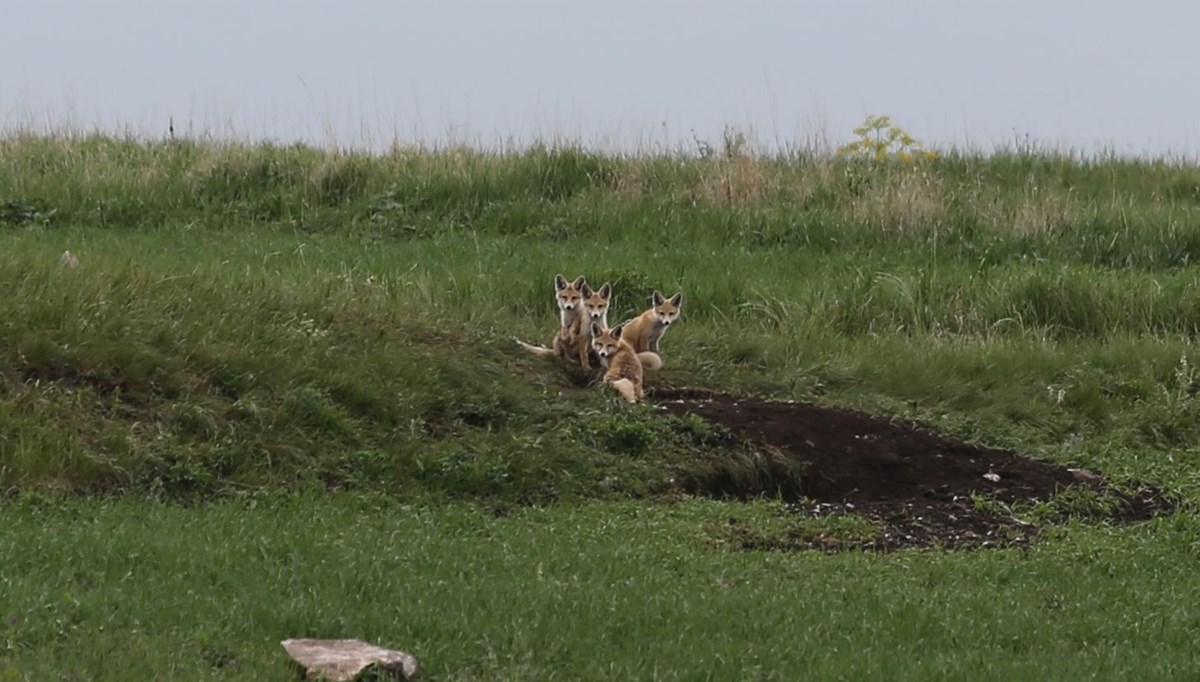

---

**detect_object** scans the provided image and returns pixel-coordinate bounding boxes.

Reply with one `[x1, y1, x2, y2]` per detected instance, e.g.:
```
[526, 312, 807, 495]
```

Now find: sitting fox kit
[517, 274, 585, 365]
[554, 274, 586, 325]
[590, 322, 644, 403]
[551, 274, 592, 369]
[620, 290, 683, 370]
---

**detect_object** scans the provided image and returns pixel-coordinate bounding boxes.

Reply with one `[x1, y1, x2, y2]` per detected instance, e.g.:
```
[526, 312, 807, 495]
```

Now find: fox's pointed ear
[598, 283, 611, 300]
[580, 282, 594, 298]
[555, 274, 567, 291]
[572, 275, 587, 290]
[591, 322, 603, 337]
[611, 323, 624, 340]
[652, 290, 665, 306]
[670, 292, 683, 306]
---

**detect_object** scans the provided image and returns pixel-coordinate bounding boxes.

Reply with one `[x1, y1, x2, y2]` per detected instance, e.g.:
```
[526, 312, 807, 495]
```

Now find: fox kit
[579, 281, 612, 367]
[621, 290, 683, 370]
[590, 322, 644, 403]
[581, 282, 611, 329]
[552, 274, 587, 325]
[517, 274, 608, 370]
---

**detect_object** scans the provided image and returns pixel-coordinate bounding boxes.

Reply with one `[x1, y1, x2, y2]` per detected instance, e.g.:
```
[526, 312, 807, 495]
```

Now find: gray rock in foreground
[281, 638, 420, 681]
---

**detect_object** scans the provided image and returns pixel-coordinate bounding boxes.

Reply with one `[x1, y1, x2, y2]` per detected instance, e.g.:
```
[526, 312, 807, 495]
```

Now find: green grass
[4, 223, 1200, 501]
[4, 495, 1200, 681]
[4, 132, 1200, 678]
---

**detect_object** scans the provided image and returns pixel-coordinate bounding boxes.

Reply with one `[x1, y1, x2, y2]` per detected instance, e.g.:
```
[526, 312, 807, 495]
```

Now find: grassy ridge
[4, 132, 1200, 268]
[3, 134, 1200, 501]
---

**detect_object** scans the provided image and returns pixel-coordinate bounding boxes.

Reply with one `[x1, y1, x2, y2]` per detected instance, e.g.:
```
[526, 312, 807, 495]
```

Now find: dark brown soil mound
[651, 388, 1171, 551]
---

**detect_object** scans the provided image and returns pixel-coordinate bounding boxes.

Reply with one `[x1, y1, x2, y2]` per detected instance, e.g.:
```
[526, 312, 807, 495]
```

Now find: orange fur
[590, 322, 644, 403]
[620, 290, 682, 367]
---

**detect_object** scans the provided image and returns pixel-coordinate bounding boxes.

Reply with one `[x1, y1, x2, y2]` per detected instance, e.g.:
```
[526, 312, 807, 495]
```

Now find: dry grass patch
[849, 168, 948, 233]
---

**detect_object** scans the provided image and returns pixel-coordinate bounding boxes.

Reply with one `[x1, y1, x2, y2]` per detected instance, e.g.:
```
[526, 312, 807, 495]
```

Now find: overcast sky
[3, 0, 1197, 155]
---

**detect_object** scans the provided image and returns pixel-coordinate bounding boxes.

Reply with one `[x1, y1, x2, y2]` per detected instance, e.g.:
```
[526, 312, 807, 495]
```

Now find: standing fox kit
[562, 279, 611, 370]
[518, 274, 611, 371]
[621, 290, 683, 370]
[552, 274, 586, 324]
[590, 322, 644, 403]
[579, 281, 612, 367]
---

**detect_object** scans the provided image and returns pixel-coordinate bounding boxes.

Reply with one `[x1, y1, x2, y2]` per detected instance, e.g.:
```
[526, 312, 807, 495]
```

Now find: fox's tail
[608, 377, 641, 403]
[516, 338, 556, 357]
[637, 351, 663, 370]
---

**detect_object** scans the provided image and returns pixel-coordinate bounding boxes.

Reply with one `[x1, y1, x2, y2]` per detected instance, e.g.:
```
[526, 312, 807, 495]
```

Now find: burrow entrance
[650, 388, 1171, 551]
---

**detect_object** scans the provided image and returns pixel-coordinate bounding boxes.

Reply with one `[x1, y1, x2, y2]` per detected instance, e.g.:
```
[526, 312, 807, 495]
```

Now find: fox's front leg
[577, 339, 591, 370]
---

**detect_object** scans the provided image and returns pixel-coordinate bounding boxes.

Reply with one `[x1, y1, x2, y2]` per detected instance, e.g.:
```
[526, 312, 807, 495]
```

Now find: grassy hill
[3, 132, 1200, 679]
[4, 133, 1200, 500]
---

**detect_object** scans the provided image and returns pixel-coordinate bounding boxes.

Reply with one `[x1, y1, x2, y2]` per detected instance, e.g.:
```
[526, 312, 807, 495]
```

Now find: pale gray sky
[3, 0, 1197, 155]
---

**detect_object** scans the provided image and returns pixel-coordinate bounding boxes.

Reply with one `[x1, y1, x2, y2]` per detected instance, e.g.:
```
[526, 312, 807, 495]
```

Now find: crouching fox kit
[517, 274, 611, 371]
[620, 291, 683, 370]
[590, 322, 644, 403]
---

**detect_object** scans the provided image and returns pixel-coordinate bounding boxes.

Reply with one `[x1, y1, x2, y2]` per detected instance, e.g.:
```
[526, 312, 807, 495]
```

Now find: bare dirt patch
[651, 387, 1172, 551]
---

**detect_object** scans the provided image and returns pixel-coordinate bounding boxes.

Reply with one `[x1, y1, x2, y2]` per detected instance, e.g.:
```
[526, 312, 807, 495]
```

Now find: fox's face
[555, 274, 587, 313]
[650, 290, 684, 326]
[590, 323, 625, 359]
[581, 282, 612, 323]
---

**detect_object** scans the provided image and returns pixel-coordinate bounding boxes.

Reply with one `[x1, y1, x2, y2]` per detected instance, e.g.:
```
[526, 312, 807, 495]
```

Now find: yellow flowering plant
[836, 115, 937, 163]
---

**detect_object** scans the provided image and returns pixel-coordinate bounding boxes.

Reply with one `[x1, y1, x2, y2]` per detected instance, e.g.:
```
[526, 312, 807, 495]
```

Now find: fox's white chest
[560, 307, 582, 328]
